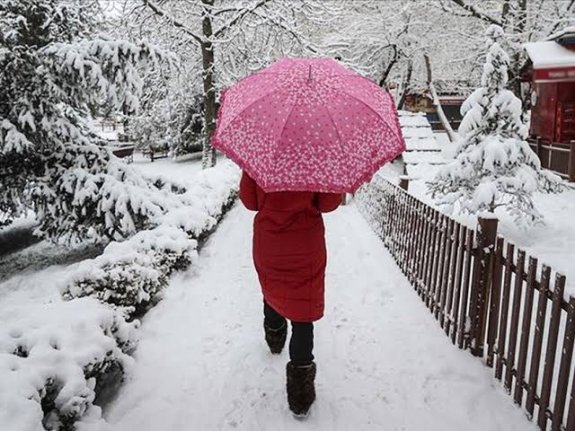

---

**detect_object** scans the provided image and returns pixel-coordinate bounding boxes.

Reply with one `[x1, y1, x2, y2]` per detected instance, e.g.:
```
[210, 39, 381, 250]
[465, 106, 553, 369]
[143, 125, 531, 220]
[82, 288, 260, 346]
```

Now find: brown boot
[264, 322, 287, 354]
[286, 361, 316, 417]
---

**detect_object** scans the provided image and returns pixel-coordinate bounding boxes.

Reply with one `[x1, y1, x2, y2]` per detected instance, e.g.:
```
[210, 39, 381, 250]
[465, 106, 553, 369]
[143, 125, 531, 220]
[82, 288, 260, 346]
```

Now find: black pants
[264, 301, 314, 365]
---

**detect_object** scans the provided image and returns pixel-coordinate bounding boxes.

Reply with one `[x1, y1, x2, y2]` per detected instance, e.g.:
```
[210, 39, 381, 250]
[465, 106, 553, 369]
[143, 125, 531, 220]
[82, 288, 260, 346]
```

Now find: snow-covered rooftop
[402, 151, 445, 165]
[405, 138, 441, 152]
[546, 27, 575, 42]
[524, 41, 575, 68]
[402, 127, 434, 140]
[398, 111, 430, 128]
[398, 110, 444, 160]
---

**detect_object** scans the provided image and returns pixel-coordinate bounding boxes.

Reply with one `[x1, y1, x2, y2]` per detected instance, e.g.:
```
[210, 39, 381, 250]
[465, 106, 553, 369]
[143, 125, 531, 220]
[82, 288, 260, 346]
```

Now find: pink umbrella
[212, 57, 405, 193]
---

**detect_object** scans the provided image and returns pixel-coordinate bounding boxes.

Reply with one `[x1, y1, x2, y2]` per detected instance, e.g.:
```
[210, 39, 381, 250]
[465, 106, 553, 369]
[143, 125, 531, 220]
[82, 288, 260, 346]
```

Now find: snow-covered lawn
[516, 189, 575, 286]
[0, 157, 239, 430]
[94, 204, 535, 431]
[409, 177, 575, 295]
[395, 133, 575, 296]
[0, 262, 72, 312]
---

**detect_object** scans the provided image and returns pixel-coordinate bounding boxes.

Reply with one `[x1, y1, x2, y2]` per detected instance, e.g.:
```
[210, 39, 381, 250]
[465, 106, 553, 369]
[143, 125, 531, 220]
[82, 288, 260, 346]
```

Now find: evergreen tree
[428, 25, 562, 225]
[0, 0, 173, 241]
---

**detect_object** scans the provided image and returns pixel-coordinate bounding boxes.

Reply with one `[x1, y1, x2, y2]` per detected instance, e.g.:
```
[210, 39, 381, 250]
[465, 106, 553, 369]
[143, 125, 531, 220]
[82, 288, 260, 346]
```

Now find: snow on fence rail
[356, 175, 574, 431]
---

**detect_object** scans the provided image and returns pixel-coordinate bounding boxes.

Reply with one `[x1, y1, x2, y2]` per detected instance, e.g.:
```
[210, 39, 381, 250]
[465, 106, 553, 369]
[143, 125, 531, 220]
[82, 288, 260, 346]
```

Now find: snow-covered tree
[318, 0, 489, 108]
[128, 0, 337, 168]
[428, 25, 563, 224]
[320, 1, 414, 87]
[440, 0, 575, 99]
[319, 1, 575, 107]
[0, 0, 175, 242]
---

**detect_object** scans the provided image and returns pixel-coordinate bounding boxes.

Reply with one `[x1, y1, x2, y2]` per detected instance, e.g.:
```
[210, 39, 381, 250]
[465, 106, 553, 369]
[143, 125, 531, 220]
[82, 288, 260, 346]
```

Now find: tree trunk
[378, 45, 398, 88]
[397, 59, 413, 110]
[424, 54, 457, 142]
[501, 0, 512, 29]
[201, 0, 217, 169]
[515, 0, 528, 34]
[509, 0, 529, 102]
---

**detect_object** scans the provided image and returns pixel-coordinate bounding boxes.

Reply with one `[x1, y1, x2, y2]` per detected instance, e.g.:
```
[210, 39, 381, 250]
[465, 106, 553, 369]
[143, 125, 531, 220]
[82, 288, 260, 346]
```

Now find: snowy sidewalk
[103, 204, 534, 431]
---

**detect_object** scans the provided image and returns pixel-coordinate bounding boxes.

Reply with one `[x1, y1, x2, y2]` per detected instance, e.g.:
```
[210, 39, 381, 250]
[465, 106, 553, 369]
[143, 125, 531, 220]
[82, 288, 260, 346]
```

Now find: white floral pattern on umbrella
[212, 57, 406, 193]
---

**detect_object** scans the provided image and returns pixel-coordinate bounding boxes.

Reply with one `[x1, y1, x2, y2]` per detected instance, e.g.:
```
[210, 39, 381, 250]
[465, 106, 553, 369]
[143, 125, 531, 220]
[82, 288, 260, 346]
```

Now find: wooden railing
[356, 176, 574, 430]
[528, 138, 575, 182]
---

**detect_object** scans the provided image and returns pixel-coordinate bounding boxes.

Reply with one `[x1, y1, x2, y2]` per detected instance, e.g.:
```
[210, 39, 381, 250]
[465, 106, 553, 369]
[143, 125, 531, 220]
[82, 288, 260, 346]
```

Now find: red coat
[239, 172, 341, 322]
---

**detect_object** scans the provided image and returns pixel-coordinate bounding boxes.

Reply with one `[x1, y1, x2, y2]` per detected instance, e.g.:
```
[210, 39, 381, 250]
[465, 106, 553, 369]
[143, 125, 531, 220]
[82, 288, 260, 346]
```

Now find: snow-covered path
[104, 203, 534, 431]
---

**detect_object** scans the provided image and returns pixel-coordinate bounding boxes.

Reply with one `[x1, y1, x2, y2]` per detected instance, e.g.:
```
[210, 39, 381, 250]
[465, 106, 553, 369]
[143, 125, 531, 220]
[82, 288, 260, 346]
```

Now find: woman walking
[212, 57, 405, 418]
[239, 171, 341, 416]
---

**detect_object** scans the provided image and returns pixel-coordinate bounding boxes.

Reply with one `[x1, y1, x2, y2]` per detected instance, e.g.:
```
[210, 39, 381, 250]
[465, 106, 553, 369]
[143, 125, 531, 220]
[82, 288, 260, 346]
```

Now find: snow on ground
[395, 132, 575, 296]
[0, 240, 105, 284]
[501, 187, 575, 290]
[99, 203, 534, 431]
[408, 177, 575, 295]
[132, 152, 203, 182]
[0, 158, 238, 430]
[0, 262, 71, 312]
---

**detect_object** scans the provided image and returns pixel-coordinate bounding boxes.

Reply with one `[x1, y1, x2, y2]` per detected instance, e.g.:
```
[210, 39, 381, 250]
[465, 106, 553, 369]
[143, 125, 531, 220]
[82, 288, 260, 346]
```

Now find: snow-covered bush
[0, 0, 176, 242]
[1, 162, 240, 430]
[0, 298, 138, 431]
[62, 227, 196, 318]
[428, 25, 563, 225]
[63, 161, 240, 319]
[157, 161, 240, 239]
[32, 146, 182, 242]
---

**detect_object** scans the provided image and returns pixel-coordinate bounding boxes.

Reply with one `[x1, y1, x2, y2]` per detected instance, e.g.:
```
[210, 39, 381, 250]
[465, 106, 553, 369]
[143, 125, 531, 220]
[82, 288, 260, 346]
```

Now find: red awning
[533, 66, 575, 83]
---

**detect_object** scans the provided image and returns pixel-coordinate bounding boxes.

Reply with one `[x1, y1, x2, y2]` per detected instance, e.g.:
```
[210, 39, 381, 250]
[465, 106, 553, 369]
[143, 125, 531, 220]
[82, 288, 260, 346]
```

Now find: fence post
[569, 140, 575, 182]
[470, 215, 499, 357]
[536, 137, 541, 160]
[399, 176, 409, 191]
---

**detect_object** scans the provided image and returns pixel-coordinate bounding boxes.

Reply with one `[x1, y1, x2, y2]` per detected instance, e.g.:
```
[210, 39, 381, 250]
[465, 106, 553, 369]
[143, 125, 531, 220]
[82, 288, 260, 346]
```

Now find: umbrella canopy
[212, 57, 405, 193]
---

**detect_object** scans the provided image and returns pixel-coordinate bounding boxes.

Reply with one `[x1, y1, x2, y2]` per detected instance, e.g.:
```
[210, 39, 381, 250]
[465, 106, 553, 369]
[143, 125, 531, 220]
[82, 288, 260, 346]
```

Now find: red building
[524, 28, 575, 181]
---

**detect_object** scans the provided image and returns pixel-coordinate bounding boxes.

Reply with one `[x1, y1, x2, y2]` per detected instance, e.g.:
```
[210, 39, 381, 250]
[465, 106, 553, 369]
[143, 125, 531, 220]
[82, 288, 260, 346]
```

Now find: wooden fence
[355, 175, 574, 431]
[528, 138, 575, 182]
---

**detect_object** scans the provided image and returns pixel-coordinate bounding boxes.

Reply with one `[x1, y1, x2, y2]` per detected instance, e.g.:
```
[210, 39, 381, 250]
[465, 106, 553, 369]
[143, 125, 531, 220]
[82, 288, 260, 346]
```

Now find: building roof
[524, 41, 575, 68]
[397, 111, 442, 153]
[546, 27, 575, 43]
[405, 80, 471, 98]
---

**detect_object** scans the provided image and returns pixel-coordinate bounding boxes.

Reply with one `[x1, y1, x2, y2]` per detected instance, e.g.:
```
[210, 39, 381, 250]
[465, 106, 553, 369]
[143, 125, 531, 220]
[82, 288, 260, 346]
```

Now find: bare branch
[142, 0, 203, 45]
[212, 6, 241, 16]
[436, 0, 470, 18]
[397, 59, 413, 110]
[213, 0, 272, 38]
[548, 0, 575, 35]
[501, 0, 511, 28]
[250, 8, 318, 54]
[448, 0, 503, 26]
[379, 45, 398, 87]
